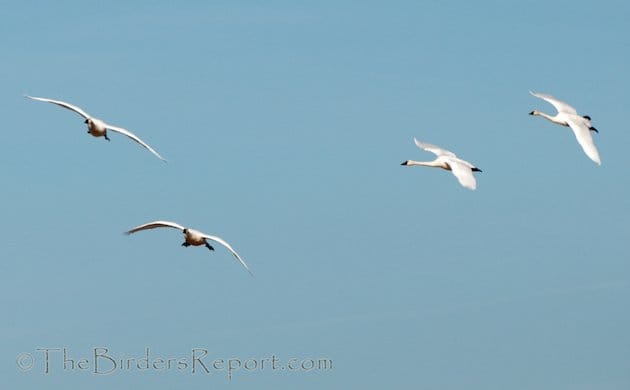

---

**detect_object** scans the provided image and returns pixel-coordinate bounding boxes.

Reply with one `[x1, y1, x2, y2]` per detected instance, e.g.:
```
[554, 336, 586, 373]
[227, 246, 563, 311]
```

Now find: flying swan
[125, 220, 253, 276]
[25, 95, 166, 162]
[529, 91, 601, 165]
[401, 138, 482, 190]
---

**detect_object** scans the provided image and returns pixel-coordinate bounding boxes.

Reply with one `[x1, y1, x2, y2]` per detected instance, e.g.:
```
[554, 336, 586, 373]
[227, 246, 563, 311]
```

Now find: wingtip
[152, 152, 167, 162]
[150, 153, 167, 162]
[241, 260, 254, 277]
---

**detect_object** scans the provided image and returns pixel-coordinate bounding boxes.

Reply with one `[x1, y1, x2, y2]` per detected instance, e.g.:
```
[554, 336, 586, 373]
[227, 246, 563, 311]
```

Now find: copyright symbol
[16, 353, 34, 371]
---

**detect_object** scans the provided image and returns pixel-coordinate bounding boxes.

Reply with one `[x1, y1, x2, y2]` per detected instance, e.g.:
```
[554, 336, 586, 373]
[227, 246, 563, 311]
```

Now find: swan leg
[589, 127, 599, 133]
[181, 242, 190, 247]
[104, 133, 111, 141]
[205, 242, 215, 251]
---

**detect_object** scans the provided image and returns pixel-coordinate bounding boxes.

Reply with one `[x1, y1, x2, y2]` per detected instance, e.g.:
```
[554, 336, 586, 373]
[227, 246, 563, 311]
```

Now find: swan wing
[530, 91, 577, 115]
[414, 138, 456, 157]
[566, 118, 601, 165]
[200, 233, 253, 276]
[125, 220, 185, 234]
[106, 124, 167, 162]
[448, 159, 477, 190]
[25, 95, 91, 119]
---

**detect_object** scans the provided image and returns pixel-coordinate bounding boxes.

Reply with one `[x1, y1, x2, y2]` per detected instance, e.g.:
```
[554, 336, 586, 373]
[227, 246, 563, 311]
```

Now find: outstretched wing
[106, 124, 167, 162]
[448, 159, 477, 190]
[530, 91, 578, 115]
[566, 118, 602, 165]
[201, 233, 253, 276]
[125, 220, 185, 235]
[414, 138, 456, 157]
[25, 95, 92, 119]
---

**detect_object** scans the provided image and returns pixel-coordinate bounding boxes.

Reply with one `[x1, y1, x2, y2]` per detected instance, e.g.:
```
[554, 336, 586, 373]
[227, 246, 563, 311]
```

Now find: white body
[86, 118, 108, 138]
[529, 91, 601, 165]
[183, 228, 209, 246]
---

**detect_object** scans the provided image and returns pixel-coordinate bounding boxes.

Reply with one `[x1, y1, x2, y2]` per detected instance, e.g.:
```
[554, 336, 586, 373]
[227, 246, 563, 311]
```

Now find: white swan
[25, 95, 166, 162]
[529, 91, 601, 165]
[401, 138, 482, 190]
[125, 220, 253, 276]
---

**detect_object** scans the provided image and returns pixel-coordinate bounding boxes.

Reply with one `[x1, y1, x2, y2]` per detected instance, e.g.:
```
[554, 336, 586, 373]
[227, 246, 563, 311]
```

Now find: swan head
[400, 160, 409, 166]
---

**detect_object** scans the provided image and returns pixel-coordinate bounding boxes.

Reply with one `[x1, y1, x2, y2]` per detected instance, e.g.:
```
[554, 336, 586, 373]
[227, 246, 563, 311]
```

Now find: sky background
[1, 0, 629, 388]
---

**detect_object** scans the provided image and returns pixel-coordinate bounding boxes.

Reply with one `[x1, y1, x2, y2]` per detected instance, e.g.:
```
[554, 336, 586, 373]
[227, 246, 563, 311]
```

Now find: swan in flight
[25, 95, 166, 162]
[401, 138, 482, 190]
[529, 91, 601, 165]
[125, 220, 253, 276]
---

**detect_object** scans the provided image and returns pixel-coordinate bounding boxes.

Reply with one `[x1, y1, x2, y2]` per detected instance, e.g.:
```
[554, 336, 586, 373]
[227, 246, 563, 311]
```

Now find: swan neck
[535, 111, 562, 125]
[406, 160, 440, 167]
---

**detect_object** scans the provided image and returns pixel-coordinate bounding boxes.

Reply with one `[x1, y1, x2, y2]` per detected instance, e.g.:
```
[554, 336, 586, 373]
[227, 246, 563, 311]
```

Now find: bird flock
[24, 90, 602, 275]
[25, 95, 252, 275]
[402, 91, 602, 189]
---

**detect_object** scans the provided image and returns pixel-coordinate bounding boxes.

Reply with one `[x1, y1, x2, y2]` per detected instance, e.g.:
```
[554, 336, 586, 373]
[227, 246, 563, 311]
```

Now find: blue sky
[2, 1, 629, 388]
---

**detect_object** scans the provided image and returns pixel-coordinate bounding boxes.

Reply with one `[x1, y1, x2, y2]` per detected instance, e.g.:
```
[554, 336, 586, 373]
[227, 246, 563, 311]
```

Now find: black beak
[84, 119, 88, 124]
[589, 127, 599, 133]
[472, 167, 482, 172]
[400, 161, 408, 166]
[528, 111, 535, 115]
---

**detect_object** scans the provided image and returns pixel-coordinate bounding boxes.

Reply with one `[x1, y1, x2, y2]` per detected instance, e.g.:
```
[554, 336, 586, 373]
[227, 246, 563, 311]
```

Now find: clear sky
[2, 1, 629, 388]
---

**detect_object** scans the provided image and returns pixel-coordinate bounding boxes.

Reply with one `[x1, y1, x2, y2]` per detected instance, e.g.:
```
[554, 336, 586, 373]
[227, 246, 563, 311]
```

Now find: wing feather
[530, 91, 578, 115]
[448, 159, 477, 190]
[414, 138, 456, 157]
[566, 118, 602, 165]
[106, 124, 167, 162]
[201, 233, 253, 276]
[125, 220, 185, 234]
[25, 95, 92, 119]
